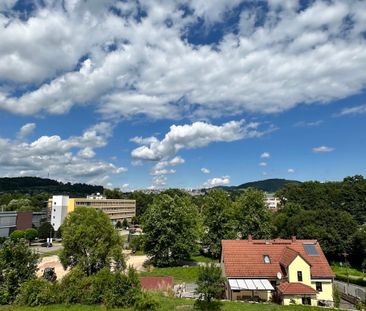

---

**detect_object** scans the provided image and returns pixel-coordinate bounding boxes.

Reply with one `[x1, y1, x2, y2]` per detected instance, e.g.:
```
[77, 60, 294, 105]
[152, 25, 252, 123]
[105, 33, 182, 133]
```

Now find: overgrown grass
[0, 295, 341, 311]
[331, 264, 365, 278]
[139, 266, 200, 284]
[188, 255, 218, 263]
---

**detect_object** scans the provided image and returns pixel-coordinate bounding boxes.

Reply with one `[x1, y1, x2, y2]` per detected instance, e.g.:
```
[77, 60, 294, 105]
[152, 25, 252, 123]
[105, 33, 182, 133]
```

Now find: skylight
[263, 255, 271, 264]
[303, 243, 319, 256]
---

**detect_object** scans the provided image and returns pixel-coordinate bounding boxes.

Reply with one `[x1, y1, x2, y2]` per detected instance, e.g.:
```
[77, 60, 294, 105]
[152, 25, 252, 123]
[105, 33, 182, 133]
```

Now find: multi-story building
[221, 236, 334, 307]
[265, 194, 281, 210]
[49, 195, 136, 231]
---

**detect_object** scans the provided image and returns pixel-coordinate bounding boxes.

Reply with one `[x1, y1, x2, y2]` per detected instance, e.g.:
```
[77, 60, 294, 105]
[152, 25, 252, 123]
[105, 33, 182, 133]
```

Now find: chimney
[291, 236, 296, 243]
[248, 234, 252, 242]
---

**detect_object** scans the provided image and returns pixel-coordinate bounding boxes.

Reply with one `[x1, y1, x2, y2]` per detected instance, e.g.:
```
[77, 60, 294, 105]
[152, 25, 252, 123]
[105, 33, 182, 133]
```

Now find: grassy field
[331, 264, 365, 278]
[139, 266, 199, 284]
[188, 255, 218, 263]
[0, 296, 340, 311]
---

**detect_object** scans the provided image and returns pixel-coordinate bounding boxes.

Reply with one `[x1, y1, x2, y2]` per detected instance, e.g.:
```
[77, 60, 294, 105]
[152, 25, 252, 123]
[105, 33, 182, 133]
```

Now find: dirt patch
[37, 255, 69, 280]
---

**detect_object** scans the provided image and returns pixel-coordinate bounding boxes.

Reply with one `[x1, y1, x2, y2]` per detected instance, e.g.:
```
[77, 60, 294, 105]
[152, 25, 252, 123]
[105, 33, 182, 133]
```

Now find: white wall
[50, 195, 69, 231]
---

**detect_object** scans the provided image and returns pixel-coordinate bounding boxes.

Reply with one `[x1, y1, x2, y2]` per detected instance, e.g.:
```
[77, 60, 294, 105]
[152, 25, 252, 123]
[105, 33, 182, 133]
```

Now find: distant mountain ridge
[217, 178, 301, 193]
[236, 178, 301, 192]
[0, 176, 103, 196]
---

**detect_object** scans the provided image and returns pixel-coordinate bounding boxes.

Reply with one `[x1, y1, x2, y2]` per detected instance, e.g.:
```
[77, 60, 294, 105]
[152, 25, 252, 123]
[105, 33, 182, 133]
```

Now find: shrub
[130, 235, 144, 253]
[134, 292, 160, 311]
[9, 230, 25, 240]
[16, 279, 59, 306]
[59, 267, 89, 304]
[336, 274, 366, 287]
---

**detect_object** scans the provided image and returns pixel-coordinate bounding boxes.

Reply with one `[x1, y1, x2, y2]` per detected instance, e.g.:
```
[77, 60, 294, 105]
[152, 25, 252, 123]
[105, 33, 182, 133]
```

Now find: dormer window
[263, 255, 271, 264]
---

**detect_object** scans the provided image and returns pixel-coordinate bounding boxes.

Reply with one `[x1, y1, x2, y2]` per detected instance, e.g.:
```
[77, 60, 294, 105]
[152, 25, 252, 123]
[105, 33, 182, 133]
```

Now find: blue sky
[0, 0, 365, 190]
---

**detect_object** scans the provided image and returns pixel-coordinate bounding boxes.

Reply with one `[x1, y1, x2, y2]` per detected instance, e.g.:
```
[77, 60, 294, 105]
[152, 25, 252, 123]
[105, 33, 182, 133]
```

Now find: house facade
[221, 237, 334, 307]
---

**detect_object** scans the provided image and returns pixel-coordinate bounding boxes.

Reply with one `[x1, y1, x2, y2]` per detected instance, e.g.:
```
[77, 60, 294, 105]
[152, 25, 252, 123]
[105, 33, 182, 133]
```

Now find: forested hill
[0, 176, 103, 196]
[235, 178, 301, 192]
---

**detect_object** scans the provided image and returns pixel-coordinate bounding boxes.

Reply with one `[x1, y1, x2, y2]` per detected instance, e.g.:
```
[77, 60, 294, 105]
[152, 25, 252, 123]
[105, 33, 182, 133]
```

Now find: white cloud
[259, 162, 267, 167]
[0, 1, 366, 120]
[131, 120, 264, 161]
[338, 104, 366, 116]
[201, 167, 210, 174]
[17, 123, 36, 139]
[260, 152, 270, 159]
[288, 168, 295, 173]
[203, 176, 230, 188]
[294, 120, 323, 127]
[312, 146, 335, 153]
[0, 122, 126, 183]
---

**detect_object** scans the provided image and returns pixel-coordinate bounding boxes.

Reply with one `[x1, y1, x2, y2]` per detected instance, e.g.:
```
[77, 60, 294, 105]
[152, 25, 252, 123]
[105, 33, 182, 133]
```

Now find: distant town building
[265, 194, 280, 210]
[49, 195, 136, 231]
[0, 211, 47, 237]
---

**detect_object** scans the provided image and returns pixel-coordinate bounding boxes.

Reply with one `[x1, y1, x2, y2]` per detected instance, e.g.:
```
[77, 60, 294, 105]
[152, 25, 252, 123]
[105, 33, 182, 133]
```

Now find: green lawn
[188, 255, 218, 263]
[139, 266, 199, 284]
[331, 264, 365, 278]
[38, 249, 62, 258]
[0, 296, 340, 311]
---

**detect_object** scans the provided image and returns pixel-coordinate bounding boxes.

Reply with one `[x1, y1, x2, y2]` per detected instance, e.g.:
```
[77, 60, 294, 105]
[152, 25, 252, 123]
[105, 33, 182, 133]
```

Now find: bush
[59, 267, 89, 304]
[194, 300, 222, 311]
[10, 230, 25, 240]
[134, 292, 160, 311]
[130, 235, 144, 253]
[16, 279, 59, 306]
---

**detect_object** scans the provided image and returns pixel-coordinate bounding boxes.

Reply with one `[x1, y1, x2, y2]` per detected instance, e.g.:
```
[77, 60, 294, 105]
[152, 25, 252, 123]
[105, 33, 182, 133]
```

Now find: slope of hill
[0, 176, 103, 196]
[236, 178, 301, 193]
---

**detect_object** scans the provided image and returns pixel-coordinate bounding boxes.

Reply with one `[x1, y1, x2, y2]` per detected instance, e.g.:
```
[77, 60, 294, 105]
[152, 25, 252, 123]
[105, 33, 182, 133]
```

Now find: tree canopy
[0, 239, 39, 304]
[142, 193, 199, 267]
[59, 207, 125, 276]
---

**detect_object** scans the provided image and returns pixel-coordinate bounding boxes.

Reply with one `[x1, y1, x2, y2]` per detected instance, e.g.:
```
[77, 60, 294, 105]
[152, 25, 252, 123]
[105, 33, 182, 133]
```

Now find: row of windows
[75, 201, 135, 206]
[93, 207, 135, 211]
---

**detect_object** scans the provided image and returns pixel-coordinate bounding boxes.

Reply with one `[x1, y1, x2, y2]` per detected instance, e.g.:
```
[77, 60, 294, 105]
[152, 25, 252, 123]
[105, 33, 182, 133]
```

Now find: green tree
[6, 198, 34, 212]
[10, 229, 25, 240]
[122, 218, 128, 228]
[0, 239, 39, 304]
[235, 188, 272, 239]
[37, 222, 54, 239]
[143, 194, 199, 267]
[195, 263, 225, 310]
[59, 207, 125, 276]
[202, 189, 235, 258]
[24, 228, 38, 245]
[349, 224, 366, 268]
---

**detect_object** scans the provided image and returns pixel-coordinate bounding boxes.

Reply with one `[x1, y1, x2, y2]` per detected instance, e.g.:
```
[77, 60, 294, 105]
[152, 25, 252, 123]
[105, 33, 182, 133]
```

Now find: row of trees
[141, 188, 272, 266]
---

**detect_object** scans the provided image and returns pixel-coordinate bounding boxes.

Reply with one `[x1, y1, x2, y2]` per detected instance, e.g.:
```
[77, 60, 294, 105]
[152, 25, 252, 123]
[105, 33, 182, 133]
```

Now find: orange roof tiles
[277, 282, 317, 295]
[139, 276, 173, 291]
[221, 239, 334, 278]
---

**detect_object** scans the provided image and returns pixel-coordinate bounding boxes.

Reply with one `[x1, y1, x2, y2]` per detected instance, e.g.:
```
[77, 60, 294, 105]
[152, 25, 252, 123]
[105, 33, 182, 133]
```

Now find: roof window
[263, 255, 271, 264]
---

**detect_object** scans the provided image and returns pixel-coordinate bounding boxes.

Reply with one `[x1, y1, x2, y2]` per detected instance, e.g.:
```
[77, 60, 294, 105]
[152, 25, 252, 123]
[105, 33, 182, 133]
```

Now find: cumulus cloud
[201, 168, 210, 174]
[203, 176, 230, 188]
[338, 104, 366, 116]
[312, 146, 335, 153]
[288, 168, 295, 173]
[131, 120, 264, 161]
[0, 1, 366, 119]
[0, 122, 126, 184]
[17, 123, 36, 139]
[260, 152, 270, 159]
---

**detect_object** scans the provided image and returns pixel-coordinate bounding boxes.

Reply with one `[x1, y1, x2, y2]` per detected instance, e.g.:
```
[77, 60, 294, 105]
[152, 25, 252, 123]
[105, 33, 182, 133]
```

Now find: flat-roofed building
[50, 195, 136, 231]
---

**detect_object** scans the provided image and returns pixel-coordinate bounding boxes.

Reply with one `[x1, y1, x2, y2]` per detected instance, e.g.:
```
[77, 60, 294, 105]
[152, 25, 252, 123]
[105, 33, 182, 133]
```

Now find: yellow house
[221, 237, 335, 307]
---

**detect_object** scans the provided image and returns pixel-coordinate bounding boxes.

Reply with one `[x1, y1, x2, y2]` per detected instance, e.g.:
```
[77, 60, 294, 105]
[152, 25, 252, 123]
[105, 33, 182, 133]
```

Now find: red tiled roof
[277, 282, 317, 295]
[139, 277, 173, 291]
[221, 239, 334, 278]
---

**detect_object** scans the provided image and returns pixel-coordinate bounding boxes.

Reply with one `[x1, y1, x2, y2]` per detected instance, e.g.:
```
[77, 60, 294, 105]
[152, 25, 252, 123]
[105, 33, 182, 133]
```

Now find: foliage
[201, 189, 236, 258]
[349, 225, 366, 268]
[332, 285, 341, 308]
[0, 239, 39, 304]
[134, 292, 160, 311]
[37, 222, 54, 240]
[235, 188, 272, 239]
[5, 199, 34, 212]
[0, 176, 103, 197]
[142, 194, 199, 267]
[16, 279, 59, 306]
[59, 207, 125, 276]
[115, 220, 122, 229]
[334, 274, 366, 287]
[130, 235, 144, 253]
[9, 230, 25, 240]
[122, 218, 129, 228]
[195, 264, 225, 304]
[277, 175, 366, 224]
[236, 178, 301, 193]
[24, 228, 38, 244]
[273, 206, 357, 260]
